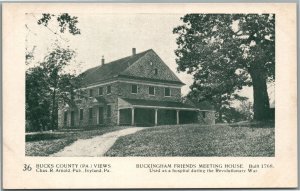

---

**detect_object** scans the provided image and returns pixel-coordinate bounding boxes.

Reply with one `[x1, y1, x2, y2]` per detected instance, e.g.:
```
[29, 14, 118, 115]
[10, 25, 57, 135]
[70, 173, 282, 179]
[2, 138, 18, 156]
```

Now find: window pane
[165, 88, 170, 96]
[98, 87, 103, 95]
[149, 86, 155, 95]
[132, 85, 138, 93]
[107, 86, 111, 94]
[154, 68, 158, 75]
[89, 89, 93, 97]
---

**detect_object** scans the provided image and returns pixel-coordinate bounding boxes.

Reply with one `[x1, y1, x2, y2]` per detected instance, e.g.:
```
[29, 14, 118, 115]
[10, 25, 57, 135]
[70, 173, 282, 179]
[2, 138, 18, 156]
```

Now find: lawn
[25, 126, 125, 156]
[105, 123, 275, 157]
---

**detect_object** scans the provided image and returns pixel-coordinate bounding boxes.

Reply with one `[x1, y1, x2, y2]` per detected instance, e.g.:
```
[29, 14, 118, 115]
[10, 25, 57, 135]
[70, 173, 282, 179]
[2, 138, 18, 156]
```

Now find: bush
[26, 133, 67, 142]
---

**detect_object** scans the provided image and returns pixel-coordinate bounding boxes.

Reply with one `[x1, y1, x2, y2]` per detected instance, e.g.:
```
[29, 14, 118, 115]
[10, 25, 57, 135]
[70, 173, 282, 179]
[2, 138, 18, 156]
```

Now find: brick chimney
[101, 55, 105, 65]
[132, 48, 136, 55]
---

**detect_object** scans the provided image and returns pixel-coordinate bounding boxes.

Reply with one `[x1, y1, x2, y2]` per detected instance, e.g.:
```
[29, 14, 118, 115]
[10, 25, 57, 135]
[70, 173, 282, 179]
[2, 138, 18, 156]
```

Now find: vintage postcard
[2, 3, 297, 189]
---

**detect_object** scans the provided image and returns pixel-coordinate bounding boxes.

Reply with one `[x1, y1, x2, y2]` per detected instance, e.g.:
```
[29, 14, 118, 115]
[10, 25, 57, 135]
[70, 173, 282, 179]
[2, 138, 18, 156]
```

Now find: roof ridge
[105, 49, 152, 66]
[87, 49, 152, 77]
[81, 49, 152, 75]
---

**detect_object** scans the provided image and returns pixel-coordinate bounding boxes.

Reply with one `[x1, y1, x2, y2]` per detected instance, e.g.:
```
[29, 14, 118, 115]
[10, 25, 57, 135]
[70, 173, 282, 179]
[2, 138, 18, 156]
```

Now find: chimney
[101, 55, 105, 65]
[132, 48, 136, 55]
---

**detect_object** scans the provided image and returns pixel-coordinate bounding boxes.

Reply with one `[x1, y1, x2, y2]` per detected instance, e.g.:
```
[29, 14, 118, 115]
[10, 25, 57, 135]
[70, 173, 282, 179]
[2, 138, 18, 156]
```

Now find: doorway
[98, 107, 104, 124]
[70, 111, 75, 127]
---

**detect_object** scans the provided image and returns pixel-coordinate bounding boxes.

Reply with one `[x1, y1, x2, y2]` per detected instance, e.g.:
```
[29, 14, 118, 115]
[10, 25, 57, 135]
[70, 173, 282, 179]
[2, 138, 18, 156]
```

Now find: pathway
[51, 127, 144, 157]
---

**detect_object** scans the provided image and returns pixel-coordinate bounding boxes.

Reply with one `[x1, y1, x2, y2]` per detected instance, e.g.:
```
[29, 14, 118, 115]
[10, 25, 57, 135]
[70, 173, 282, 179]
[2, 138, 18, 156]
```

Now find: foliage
[219, 106, 248, 123]
[237, 100, 254, 120]
[26, 13, 81, 131]
[186, 91, 249, 123]
[37, 13, 81, 35]
[173, 14, 275, 121]
[26, 67, 51, 131]
[26, 45, 80, 131]
[26, 13, 80, 66]
[105, 124, 275, 157]
[26, 133, 67, 142]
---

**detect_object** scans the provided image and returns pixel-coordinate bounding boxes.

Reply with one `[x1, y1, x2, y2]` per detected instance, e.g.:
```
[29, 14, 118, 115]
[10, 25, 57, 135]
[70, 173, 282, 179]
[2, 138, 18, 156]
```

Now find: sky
[26, 13, 274, 105]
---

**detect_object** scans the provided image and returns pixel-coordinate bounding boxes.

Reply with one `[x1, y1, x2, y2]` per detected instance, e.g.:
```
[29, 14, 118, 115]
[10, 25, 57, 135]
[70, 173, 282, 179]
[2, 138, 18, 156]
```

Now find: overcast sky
[26, 13, 274, 104]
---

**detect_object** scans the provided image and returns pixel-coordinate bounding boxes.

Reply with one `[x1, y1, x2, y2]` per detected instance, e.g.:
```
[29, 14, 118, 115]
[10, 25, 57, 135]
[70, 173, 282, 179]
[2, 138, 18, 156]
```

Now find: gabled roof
[79, 49, 184, 86]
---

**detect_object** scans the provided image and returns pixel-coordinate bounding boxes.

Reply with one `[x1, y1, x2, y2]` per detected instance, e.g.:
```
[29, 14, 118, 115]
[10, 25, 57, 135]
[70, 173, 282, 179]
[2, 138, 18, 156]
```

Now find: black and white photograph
[25, 12, 275, 157]
[3, 3, 297, 189]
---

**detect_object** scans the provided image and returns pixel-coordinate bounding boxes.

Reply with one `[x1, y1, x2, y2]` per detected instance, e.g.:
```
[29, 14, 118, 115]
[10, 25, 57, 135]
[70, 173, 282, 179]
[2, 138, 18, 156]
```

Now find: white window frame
[164, 87, 171, 97]
[149, 86, 155, 96]
[131, 84, 138, 94]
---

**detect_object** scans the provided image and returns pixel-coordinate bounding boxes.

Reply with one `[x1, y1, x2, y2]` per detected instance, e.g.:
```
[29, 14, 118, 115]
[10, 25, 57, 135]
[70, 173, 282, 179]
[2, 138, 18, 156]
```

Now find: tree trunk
[249, 66, 271, 121]
[51, 88, 56, 130]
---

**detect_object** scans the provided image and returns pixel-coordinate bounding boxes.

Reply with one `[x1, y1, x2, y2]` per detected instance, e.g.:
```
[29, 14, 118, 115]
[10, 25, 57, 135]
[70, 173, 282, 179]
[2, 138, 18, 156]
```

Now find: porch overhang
[118, 98, 200, 111]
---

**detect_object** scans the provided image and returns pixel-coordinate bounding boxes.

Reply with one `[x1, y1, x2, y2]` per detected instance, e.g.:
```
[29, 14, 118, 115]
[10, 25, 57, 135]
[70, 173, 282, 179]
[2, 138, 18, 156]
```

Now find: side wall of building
[58, 82, 119, 129]
[116, 81, 181, 102]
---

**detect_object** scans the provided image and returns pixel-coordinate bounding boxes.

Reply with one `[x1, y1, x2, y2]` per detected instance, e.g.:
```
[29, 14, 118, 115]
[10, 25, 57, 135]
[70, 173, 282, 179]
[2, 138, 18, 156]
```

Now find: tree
[26, 45, 80, 131]
[173, 14, 275, 121]
[26, 66, 51, 131]
[37, 13, 81, 35]
[25, 13, 81, 131]
[26, 13, 81, 66]
[187, 88, 248, 123]
[237, 100, 254, 121]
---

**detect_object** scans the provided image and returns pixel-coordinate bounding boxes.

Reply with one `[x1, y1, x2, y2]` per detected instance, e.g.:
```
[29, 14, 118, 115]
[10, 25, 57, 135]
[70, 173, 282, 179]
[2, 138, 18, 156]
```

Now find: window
[98, 87, 103, 96]
[149, 86, 155, 95]
[89, 108, 93, 119]
[154, 68, 158, 75]
[64, 111, 68, 126]
[164, 88, 171, 97]
[202, 112, 206, 118]
[131, 84, 138, 94]
[107, 85, 111, 94]
[79, 109, 83, 120]
[107, 105, 111, 118]
[89, 89, 93, 97]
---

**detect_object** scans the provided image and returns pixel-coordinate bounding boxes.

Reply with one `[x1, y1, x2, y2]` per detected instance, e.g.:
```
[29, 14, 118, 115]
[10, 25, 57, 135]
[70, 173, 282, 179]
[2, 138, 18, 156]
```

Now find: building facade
[58, 49, 215, 128]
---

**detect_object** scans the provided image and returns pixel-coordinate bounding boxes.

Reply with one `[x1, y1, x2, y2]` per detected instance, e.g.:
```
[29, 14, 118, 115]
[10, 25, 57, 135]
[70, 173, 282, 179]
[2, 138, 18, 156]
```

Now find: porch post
[97, 108, 99, 124]
[117, 109, 120, 125]
[176, 110, 179, 125]
[155, 109, 158, 126]
[131, 107, 135, 126]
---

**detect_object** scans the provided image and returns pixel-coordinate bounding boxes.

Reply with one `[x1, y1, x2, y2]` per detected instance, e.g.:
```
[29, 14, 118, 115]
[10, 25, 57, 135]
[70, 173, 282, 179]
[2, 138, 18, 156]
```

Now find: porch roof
[120, 98, 198, 110]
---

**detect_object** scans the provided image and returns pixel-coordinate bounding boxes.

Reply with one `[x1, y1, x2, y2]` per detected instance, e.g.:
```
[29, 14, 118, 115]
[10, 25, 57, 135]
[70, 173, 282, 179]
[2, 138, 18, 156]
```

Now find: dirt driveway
[51, 127, 144, 157]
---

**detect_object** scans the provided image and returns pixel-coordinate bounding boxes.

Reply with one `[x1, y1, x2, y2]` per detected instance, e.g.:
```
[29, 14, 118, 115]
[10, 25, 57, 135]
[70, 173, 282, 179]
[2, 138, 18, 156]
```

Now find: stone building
[58, 48, 215, 128]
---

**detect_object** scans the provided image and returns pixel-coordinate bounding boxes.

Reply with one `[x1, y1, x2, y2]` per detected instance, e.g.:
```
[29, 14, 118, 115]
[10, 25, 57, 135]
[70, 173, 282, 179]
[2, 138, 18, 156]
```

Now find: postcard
[2, 3, 297, 189]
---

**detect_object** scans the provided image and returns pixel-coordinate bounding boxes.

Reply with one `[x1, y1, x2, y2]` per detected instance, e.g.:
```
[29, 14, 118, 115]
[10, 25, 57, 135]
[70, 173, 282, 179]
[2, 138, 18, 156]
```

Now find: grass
[105, 122, 275, 157]
[25, 126, 125, 156]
